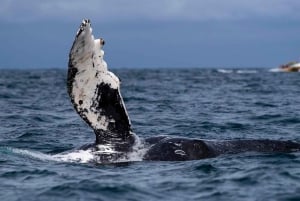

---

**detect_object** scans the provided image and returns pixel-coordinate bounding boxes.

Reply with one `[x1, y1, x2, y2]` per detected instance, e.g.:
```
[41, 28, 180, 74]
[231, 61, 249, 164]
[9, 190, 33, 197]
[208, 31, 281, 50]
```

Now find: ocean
[0, 68, 300, 201]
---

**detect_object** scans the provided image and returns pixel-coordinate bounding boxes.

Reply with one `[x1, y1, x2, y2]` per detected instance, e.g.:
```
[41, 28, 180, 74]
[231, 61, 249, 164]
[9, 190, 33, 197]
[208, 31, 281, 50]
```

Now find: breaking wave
[217, 69, 258, 74]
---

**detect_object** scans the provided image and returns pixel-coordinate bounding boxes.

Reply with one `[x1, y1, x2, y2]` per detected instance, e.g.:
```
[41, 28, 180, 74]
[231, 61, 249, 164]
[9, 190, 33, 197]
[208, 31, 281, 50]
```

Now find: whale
[67, 19, 300, 163]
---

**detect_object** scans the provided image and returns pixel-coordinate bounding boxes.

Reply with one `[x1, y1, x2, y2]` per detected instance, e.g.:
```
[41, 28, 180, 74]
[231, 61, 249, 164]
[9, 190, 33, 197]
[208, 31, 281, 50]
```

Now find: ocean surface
[0, 68, 300, 201]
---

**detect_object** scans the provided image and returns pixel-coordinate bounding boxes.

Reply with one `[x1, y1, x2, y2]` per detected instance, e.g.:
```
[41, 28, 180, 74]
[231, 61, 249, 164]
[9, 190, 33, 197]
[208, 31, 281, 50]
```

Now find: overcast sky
[1, 0, 300, 68]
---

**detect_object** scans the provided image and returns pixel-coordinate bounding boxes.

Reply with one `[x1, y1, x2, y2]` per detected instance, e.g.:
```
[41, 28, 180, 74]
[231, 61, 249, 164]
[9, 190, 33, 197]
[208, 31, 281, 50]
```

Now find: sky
[1, 0, 300, 69]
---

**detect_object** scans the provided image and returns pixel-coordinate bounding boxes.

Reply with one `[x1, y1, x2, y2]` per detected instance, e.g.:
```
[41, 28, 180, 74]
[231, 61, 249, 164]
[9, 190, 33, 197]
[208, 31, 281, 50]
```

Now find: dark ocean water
[0, 68, 300, 201]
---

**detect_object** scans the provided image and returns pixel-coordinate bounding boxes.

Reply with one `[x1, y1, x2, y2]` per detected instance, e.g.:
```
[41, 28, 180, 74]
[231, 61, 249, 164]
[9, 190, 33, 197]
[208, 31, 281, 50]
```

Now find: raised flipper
[67, 19, 135, 151]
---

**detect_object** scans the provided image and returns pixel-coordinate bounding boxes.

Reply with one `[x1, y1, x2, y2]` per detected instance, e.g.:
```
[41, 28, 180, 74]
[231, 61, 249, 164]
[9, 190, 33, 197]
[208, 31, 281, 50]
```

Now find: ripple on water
[1, 69, 300, 201]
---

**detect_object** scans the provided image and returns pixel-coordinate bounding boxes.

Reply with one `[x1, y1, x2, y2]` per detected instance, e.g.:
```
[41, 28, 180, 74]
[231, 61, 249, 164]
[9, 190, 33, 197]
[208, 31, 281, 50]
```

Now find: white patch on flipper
[175, 150, 186, 156]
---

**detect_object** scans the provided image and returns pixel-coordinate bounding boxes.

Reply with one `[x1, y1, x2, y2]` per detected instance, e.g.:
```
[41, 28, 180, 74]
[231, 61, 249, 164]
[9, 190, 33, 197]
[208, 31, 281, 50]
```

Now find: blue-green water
[0, 68, 300, 201]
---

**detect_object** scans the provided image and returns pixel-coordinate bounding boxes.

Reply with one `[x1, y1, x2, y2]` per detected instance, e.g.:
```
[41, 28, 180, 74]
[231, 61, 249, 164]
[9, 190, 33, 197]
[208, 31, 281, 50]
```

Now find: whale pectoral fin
[91, 82, 133, 145]
[67, 19, 135, 148]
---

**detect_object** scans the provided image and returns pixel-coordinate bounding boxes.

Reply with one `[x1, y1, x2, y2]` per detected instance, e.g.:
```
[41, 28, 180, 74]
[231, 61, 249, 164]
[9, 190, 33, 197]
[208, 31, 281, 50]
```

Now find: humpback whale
[67, 19, 300, 163]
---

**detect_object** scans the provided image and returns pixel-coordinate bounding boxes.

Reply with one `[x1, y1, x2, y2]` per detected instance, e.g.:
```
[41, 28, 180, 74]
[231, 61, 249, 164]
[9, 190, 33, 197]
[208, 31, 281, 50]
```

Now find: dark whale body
[143, 137, 300, 161]
[68, 19, 300, 163]
[79, 137, 300, 162]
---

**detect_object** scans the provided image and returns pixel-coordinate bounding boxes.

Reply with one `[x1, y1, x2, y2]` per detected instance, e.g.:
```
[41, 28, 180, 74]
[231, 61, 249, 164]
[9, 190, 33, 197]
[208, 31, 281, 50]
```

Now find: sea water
[0, 68, 300, 201]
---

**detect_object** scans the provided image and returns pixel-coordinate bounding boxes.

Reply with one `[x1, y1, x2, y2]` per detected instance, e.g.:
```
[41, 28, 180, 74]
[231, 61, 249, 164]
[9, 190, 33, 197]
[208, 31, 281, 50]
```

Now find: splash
[1, 142, 149, 164]
[53, 150, 95, 163]
[53, 137, 149, 164]
[1, 147, 60, 162]
[116, 137, 148, 163]
[217, 69, 258, 74]
[217, 69, 233, 74]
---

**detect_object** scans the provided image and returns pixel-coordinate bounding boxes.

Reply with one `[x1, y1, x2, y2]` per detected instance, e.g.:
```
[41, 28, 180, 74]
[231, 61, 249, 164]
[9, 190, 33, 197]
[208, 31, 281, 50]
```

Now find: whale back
[67, 19, 135, 149]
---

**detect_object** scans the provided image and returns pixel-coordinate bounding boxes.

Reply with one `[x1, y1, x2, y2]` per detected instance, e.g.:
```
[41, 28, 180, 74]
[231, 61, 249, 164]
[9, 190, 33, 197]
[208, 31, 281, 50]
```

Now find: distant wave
[236, 70, 258, 74]
[217, 69, 233, 74]
[217, 69, 258, 74]
[269, 68, 284, 73]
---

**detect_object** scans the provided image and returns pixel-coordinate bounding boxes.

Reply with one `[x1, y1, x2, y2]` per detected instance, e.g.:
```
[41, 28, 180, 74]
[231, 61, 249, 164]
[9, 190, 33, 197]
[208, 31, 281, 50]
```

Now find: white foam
[217, 69, 233, 74]
[53, 150, 95, 163]
[54, 143, 148, 164]
[4, 147, 94, 163]
[7, 147, 60, 162]
[218, 69, 258, 74]
[108, 136, 148, 163]
[5, 145, 149, 164]
[269, 68, 284, 72]
[236, 70, 257, 74]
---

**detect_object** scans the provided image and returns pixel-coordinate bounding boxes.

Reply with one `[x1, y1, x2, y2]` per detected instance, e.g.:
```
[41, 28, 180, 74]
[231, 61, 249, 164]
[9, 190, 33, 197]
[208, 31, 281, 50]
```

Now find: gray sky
[1, 0, 300, 68]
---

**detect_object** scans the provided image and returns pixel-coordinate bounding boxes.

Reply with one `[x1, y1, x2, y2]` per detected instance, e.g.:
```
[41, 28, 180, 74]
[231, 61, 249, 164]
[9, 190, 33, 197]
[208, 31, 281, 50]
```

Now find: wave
[217, 69, 258, 74]
[1, 147, 59, 162]
[269, 68, 284, 73]
[236, 70, 258, 74]
[217, 69, 234, 74]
